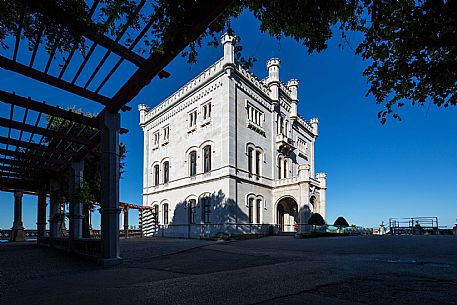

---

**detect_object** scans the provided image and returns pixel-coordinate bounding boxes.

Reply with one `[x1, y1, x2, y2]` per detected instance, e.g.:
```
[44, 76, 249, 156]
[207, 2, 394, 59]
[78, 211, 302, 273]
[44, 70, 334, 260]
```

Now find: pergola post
[11, 190, 25, 242]
[123, 206, 129, 238]
[37, 191, 47, 240]
[83, 205, 92, 238]
[49, 180, 62, 238]
[99, 110, 121, 265]
[69, 160, 84, 240]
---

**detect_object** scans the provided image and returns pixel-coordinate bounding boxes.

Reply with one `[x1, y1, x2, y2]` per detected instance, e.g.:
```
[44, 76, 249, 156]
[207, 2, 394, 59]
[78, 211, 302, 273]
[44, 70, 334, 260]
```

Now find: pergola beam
[108, 0, 234, 112]
[0, 147, 68, 166]
[0, 91, 99, 128]
[0, 117, 92, 145]
[17, 0, 146, 67]
[0, 55, 112, 106]
[0, 157, 59, 172]
[0, 170, 37, 179]
[0, 164, 41, 174]
[0, 179, 38, 192]
[0, 135, 79, 157]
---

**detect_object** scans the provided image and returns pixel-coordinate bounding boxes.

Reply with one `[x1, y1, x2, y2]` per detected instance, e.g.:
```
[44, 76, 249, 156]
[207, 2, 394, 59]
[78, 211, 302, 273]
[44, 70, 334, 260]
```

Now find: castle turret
[309, 117, 319, 137]
[287, 79, 299, 120]
[266, 58, 281, 104]
[138, 104, 149, 128]
[221, 32, 236, 66]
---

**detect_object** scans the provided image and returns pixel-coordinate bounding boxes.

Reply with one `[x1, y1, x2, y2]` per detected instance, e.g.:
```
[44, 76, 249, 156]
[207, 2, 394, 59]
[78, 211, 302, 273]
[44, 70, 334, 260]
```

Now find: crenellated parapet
[309, 118, 319, 136]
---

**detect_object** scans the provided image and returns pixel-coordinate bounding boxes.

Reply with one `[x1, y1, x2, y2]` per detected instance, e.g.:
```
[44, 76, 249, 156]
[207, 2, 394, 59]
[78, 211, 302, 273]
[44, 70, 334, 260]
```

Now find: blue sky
[1, 11, 456, 230]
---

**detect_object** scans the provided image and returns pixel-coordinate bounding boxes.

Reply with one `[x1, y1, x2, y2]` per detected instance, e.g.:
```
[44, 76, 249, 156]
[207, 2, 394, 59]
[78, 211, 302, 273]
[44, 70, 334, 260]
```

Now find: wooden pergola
[0, 0, 232, 264]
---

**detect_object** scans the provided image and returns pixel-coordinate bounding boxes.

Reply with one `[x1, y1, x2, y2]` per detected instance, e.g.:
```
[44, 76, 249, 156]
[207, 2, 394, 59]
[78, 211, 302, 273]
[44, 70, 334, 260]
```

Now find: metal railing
[389, 217, 439, 235]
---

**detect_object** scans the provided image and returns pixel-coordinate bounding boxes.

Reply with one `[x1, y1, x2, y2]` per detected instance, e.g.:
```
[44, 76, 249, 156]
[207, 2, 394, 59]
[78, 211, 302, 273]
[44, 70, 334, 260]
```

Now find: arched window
[201, 196, 211, 223]
[256, 198, 262, 224]
[248, 197, 254, 223]
[189, 151, 197, 176]
[153, 204, 159, 224]
[154, 164, 159, 186]
[188, 199, 197, 224]
[163, 161, 169, 183]
[278, 156, 282, 179]
[283, 159, 288, 178]
[162, 203, 169, 225]
[203, 145, 211, 173]
[255, 150, 261, 177]
[279, 117, 284, 134]
[248, 147, 254, 175]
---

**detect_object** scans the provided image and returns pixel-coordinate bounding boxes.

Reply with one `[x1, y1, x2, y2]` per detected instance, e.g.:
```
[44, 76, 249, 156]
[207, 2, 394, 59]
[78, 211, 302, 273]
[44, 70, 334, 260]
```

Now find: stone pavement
[1, 235, 456, 305]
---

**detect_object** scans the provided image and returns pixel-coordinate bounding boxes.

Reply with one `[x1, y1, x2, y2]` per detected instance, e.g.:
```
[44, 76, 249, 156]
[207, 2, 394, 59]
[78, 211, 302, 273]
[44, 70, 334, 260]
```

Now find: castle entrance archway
[276, 197, 298, 232]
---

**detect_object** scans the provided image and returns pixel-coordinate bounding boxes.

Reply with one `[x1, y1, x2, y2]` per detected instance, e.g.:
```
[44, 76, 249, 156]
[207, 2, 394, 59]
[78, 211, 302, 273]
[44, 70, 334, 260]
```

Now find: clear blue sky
[1, 11, 456, 230]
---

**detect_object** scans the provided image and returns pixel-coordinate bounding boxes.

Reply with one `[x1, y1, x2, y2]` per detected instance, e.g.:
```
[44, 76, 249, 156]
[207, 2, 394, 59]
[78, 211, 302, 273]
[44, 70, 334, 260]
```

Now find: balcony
[276, 133, 296, 155]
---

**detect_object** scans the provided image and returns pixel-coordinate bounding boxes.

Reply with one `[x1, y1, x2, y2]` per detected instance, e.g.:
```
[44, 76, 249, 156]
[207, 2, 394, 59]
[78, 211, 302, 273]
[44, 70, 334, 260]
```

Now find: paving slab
[1, 235, 456, 305]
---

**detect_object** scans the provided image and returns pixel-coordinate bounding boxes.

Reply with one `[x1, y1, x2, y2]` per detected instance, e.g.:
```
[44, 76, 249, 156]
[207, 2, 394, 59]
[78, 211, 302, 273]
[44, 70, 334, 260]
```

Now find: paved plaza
[1, 235, 456, 305]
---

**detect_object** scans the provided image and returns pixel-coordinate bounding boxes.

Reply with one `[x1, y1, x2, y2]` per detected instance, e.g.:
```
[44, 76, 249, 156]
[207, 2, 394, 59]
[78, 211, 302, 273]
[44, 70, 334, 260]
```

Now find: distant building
[139, 33, 327, 237]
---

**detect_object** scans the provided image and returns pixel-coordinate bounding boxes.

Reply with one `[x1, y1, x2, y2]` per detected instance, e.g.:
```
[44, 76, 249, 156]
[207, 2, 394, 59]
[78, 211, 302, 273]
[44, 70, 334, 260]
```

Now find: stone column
[316, 173, 327, 220]
[69, 161, 84, 240]
[49, 180, 62, 238]
[123, 206, 129, 238]
[11, 190, 25, 242]
[37, 191, 47, 240]
[99, 110, 122, 265]
[297, 165, 311, 234]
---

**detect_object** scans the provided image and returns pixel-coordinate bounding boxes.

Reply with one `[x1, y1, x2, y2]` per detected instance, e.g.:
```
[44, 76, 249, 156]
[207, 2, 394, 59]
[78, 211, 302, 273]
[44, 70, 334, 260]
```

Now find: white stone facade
[139, 33, 327, 238]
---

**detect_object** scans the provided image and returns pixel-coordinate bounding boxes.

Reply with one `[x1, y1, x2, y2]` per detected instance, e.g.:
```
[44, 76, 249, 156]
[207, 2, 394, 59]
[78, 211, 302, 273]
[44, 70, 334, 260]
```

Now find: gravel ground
[1, 235, 456, 305]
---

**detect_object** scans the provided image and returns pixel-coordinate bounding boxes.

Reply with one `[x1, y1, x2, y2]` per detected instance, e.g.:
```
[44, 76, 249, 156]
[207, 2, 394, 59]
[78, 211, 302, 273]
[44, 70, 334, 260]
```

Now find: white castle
[139, 33, 327, 237]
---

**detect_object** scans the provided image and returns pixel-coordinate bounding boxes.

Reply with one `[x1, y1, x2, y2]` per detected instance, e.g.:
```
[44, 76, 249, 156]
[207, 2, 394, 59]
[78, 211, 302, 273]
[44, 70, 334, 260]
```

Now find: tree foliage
[0, 0, 455, 122]
[334, 216, 349, 227]
[308, 213, 325, 226]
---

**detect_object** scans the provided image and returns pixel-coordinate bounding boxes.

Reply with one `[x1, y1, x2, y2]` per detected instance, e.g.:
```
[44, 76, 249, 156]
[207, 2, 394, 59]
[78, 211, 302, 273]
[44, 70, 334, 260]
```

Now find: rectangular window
[189, 110, 197, 128]
[153, 131, 160, 147]
[283, 159, 288, 178]
[163, 126, 169, 142]
[246, 103, 263, 127]
[202, 102, 211, 120]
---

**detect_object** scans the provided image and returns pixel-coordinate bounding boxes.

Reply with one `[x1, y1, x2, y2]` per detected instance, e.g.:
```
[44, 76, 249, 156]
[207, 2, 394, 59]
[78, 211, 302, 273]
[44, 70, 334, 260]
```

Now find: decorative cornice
[144, 57, 225, 123]
[150, 80, 223, 129]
